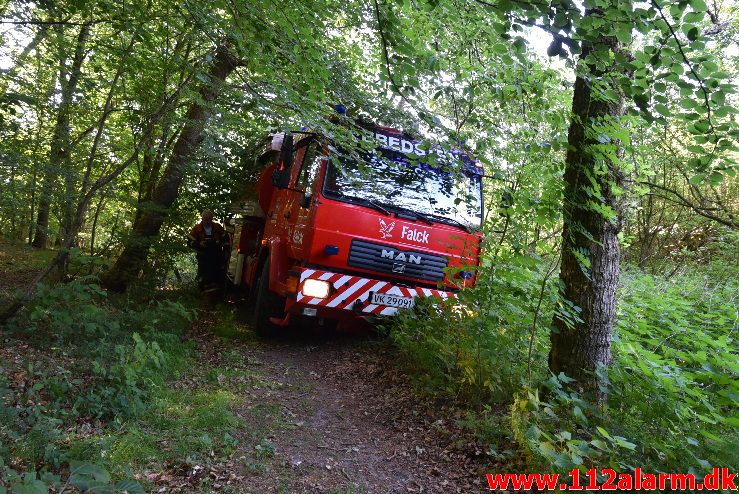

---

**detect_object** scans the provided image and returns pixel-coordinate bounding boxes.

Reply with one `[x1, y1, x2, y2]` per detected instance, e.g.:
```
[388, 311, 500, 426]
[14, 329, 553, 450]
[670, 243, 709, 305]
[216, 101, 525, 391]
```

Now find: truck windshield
[323, 148, 483, 230]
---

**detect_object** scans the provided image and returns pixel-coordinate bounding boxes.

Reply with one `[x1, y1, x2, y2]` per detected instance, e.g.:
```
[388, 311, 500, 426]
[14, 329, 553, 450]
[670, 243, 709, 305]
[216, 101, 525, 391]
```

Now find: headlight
[301, 279, 331, 299]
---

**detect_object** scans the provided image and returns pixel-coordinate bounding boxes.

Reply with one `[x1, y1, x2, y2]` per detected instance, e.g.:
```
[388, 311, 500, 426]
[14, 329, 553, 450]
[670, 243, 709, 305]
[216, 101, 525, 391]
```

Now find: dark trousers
[196, 249, 224, 288]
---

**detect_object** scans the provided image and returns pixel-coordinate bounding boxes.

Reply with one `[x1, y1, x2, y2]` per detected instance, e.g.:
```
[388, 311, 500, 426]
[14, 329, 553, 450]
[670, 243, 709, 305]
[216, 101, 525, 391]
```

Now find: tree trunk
[61, 159, 78, 246]
[32, 186, 53, 248]
[103, 45, 240, 292]
[134, 134, 166, 224]
[28, 166, 37, 245]
[90, 192, 106, 257]
[8, 158, 17, 237]
[548, 23, 626, 394]
[32, 25, 89, 248]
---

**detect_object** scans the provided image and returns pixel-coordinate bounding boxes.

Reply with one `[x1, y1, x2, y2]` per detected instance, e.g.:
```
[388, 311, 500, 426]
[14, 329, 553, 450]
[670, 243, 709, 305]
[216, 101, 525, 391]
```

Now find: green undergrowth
[66, 387, 241, 476]
[0, 269, 253, 492]
[390, 255, 739, 476]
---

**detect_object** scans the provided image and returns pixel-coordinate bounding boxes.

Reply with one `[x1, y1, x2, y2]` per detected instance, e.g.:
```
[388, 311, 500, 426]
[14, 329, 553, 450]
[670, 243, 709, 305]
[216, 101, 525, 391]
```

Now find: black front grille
[348, 239, 448, 282]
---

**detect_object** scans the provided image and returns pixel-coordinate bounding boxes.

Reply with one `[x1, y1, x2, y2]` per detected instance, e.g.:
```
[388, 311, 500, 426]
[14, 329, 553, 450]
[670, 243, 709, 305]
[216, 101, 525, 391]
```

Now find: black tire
[253, 260, 286, 337]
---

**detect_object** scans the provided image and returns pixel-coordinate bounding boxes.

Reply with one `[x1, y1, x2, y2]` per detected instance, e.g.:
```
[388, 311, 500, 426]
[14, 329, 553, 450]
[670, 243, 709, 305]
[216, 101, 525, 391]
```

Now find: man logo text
[381, 250, 422, 265]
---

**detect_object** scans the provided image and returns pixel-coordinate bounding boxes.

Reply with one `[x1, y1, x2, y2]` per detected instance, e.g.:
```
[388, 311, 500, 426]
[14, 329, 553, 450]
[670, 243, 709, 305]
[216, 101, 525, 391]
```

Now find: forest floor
[168, 308, 497, 493]
[0, 237, 54, 303]
[0, 238, 506, 493]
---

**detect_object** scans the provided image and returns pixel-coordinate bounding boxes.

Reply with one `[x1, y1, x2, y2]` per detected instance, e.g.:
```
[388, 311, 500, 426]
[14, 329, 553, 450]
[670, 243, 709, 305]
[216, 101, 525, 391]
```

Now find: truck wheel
[253, 260, 286, 337]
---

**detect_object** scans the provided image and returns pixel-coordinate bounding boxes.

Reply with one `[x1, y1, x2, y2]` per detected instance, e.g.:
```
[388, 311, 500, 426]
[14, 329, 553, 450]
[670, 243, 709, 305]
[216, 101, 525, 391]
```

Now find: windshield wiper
[428, 214, 474, 233]
[325, 190, 391, 216]
[408, 209, 435, 226]
[364, 199, 391, 216]
[377, 203, 435, 226]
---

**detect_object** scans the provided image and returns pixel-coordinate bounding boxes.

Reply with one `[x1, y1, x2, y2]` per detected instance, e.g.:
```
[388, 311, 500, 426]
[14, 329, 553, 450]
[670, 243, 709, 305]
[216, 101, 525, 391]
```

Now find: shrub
[391, 253, 557, 404]
[77, 333, 166, 419]
[0, 459, 144, 494]
[1, 279, 196, 474]
[25, 277, 120, 345]
[390, 260, 738, 474]
[513, 268, 739, 474]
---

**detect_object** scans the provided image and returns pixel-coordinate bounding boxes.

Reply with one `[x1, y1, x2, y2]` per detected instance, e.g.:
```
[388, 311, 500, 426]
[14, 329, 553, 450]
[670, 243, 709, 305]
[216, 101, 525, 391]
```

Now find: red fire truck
[226, 124, 483, 335]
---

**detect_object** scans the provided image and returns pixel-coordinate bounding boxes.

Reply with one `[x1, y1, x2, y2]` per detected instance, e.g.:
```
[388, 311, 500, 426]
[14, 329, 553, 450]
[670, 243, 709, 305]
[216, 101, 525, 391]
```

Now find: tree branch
[472, 0, 577, 50]
[651, 0, 714, 132]
[641, 180, 738, 229]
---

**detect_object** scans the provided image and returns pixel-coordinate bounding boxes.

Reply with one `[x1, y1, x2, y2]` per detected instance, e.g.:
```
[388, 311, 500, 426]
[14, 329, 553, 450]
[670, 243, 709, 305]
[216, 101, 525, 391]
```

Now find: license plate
[370, 292, 415, 309]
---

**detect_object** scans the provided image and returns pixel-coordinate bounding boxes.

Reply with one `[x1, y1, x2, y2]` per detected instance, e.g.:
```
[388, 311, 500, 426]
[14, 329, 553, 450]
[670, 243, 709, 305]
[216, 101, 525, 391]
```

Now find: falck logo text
[378, 218, 396, 239]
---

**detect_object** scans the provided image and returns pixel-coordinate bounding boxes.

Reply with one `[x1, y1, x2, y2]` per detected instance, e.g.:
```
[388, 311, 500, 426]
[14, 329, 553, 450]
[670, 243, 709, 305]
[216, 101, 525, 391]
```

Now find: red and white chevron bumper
[294, 268, 454, 316]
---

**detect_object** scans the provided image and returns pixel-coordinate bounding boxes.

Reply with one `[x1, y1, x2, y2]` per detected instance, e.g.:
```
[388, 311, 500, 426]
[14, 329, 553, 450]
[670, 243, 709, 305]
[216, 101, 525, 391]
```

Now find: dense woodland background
[0, 0, 737, 491]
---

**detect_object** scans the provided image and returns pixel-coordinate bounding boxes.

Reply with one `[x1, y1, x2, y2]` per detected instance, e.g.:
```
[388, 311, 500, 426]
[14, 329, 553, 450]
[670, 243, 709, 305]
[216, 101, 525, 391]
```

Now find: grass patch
[70, 387, 243, 478]
[106, 427, 161, 471]
[142, 388, 241, 458]
[53, 355, 247, 485]
[0, 237, 56, 271]
[211, 307, 255, 341]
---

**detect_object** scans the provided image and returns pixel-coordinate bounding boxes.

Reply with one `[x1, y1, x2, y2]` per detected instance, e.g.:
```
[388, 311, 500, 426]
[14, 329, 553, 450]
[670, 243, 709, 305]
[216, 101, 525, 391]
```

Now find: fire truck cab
[227, 125, 483, 335]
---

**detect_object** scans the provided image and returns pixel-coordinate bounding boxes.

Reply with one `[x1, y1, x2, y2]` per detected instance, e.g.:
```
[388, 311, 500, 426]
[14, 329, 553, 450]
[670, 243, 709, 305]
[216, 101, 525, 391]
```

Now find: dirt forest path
[190, 309, 493, 494]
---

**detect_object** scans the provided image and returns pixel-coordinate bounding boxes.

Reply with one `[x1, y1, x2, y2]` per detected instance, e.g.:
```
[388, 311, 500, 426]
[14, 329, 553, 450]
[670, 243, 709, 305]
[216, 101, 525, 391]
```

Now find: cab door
[285, 139, 324, 259]
[268, 137, 305, 242]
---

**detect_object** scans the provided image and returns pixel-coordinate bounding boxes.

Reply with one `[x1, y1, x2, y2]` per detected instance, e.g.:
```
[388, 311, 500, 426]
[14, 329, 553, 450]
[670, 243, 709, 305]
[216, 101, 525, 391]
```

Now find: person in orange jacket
[188, 209, 230, 290]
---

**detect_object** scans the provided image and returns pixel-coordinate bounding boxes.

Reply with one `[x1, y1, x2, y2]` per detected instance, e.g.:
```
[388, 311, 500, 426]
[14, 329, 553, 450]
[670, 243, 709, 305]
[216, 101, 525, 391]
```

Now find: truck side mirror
[272, 168, 290, 188]
[272, 133, 294, 188]
[280, 133, 294, 169]
[300, 192, 312, 209]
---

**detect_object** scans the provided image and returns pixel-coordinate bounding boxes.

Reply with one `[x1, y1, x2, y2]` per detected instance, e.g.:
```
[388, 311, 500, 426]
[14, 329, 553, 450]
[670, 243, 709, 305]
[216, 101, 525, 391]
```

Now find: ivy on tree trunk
[549, 16, 627, 395]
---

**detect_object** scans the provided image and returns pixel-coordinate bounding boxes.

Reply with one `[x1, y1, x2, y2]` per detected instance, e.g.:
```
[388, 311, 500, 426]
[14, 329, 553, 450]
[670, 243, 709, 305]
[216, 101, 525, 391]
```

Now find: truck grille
[348, 239, 449, 282]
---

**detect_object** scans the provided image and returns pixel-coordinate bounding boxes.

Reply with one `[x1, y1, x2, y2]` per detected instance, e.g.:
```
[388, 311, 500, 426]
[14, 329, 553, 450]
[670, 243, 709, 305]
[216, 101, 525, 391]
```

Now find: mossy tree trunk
[549, 18, 627, 395]
[103, 45, 240, 292]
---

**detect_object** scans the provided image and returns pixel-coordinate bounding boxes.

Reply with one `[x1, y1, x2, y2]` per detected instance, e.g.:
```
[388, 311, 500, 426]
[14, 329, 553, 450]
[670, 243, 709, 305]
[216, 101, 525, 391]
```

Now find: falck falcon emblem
[379, 218, 396, 239]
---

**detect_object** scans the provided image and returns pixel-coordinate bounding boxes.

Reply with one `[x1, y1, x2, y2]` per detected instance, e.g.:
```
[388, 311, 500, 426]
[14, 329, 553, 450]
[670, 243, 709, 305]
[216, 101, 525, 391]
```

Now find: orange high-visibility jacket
[187, 222, 229, 250]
